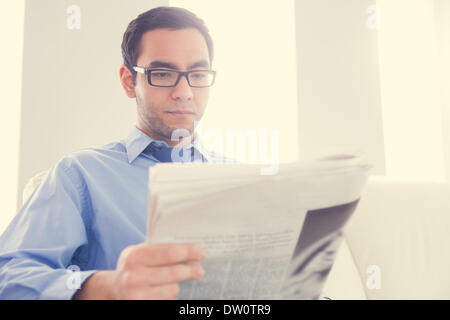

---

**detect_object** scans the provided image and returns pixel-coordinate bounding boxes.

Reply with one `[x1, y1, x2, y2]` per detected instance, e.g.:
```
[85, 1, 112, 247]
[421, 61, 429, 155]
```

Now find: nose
[171, 74, 193, 102]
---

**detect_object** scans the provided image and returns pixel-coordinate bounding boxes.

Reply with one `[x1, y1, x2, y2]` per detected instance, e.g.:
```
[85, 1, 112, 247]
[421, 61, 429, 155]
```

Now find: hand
[73, 242, 206, 300]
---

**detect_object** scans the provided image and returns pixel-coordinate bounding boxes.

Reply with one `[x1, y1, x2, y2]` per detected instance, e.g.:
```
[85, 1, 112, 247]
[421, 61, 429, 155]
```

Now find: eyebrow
[144, 60, 210, 70]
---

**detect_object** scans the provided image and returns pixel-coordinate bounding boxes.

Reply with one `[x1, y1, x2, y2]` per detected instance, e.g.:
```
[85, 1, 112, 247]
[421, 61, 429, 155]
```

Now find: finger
[122, 264, 205, 288]
[123, 283, 180, 300]
[120, 243, 206, 269]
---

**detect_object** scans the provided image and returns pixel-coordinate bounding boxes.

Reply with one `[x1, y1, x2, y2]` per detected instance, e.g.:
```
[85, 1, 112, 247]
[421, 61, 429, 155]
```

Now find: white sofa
[324, 176, 450, 299]
[23, 173, 450, 299]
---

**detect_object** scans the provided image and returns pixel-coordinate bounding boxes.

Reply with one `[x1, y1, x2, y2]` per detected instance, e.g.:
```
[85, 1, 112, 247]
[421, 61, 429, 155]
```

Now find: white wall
[377, 0, 445, 182]
[435, 0, 450, 182]
[295, 0, 386, 174]
[0, 1, 25, 234]
[171, 0, 299, 165]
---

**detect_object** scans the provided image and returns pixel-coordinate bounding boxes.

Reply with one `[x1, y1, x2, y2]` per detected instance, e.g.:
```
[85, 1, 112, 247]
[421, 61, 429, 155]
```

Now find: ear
[119, 64, 136, 98]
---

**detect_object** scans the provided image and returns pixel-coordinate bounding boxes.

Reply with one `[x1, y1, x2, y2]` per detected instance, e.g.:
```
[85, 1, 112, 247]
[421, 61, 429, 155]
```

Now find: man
[0, 6, 218, 299]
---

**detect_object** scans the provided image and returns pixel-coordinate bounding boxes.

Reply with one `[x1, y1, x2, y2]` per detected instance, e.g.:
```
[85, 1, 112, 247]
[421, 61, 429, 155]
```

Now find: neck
[137, 125, 194, 148]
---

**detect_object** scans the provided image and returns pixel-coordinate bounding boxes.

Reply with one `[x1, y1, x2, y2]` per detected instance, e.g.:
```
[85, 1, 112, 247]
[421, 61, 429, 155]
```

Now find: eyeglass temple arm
[133, 66, 146, 74]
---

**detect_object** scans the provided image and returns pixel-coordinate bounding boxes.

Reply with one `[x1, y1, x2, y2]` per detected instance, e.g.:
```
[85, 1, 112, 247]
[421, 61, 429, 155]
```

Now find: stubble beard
[137, 98, 195, 141]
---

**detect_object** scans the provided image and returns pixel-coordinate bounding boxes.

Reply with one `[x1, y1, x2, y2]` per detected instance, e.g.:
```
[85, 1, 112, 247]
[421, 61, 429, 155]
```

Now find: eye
[152, 71, 173, 78]
[195, 73, 206, 78]
[190, 72, 207, 79]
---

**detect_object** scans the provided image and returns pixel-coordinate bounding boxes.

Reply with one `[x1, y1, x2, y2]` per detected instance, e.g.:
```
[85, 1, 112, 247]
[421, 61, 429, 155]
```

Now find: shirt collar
[124, 126, 211, 164]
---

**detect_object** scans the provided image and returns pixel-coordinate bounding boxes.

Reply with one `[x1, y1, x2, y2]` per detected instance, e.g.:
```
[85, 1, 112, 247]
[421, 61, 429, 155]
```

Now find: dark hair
[121, 6, 214, 86]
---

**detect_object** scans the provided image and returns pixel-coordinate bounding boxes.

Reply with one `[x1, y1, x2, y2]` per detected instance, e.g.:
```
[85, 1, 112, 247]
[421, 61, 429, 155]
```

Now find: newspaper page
[146, 155, 371, 299]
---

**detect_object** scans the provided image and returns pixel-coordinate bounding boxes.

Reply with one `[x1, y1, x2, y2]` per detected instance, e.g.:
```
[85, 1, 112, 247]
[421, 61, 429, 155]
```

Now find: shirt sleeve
[0, 159, 98, 299]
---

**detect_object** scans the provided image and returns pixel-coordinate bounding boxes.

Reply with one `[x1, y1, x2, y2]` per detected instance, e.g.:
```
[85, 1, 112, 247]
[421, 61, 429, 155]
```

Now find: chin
[167, 123, 194, 137]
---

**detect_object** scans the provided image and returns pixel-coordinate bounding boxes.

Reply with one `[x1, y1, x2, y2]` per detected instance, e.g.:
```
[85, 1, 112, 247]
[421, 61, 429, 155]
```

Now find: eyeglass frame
[133, 66, 216, 88]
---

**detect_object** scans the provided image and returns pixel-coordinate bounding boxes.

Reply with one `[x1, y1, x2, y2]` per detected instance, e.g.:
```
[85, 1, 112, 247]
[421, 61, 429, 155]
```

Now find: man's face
[121, 28, 211, 144]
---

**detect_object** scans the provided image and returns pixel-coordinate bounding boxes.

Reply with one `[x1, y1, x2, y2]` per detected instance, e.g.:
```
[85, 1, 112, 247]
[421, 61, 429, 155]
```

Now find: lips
[165, 111, 196, 122]
[166, 110, 195, 115]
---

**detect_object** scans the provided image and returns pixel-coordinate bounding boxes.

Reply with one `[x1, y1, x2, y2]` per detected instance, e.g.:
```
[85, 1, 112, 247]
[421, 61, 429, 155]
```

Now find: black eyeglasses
[133, 66, 216, 88]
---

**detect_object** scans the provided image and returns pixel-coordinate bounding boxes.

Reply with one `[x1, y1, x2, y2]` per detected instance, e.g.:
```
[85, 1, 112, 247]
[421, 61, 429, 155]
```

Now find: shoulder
[38, 139, 128, 190]
[58, 140, 128, 169]
[22, 139, 128, 208]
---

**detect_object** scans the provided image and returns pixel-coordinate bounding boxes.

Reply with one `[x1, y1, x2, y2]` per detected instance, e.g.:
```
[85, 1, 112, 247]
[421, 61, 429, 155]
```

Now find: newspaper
[146, 155, 371, 299]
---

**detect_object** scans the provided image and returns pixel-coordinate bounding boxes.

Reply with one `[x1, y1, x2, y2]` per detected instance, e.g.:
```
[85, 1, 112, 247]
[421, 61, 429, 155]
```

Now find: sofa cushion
[345, 176, 450, 299]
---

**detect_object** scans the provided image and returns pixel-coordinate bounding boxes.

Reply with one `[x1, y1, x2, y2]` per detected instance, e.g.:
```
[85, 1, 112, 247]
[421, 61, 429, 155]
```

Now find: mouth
[165, 110, 196, 122]
[166, 110, 196, 115]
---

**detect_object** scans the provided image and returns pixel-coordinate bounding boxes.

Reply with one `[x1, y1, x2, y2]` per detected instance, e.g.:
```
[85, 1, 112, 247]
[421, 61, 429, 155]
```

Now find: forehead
[137, 28, 210, 69]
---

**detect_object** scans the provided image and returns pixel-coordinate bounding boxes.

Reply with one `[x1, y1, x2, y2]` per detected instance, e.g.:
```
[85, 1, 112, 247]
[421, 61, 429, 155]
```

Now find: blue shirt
[0, 126, 222, 299]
